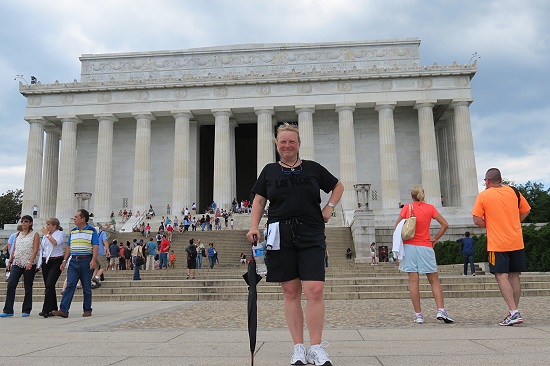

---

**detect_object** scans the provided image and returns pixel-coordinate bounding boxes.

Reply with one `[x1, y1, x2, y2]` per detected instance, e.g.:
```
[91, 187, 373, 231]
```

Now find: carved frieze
[79, 40, 423, 84]
[418, 78, 433, 89]
[380, 80, 393, 91]
[297, 84, 312, 94]
[28, 96, 42, 106]
[257, 85, 271, 96]
[62, 95, 74, 105]
[97, 92, 112, 103]
[174, 89, 188, 99]
[454, 76, 470, 87]
[337, 81, 352, 92]
[213, 87, 228, 98]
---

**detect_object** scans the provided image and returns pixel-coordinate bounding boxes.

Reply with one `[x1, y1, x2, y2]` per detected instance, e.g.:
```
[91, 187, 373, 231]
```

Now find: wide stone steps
[2, 268, 549, 302]
[3, 227, 549, 302]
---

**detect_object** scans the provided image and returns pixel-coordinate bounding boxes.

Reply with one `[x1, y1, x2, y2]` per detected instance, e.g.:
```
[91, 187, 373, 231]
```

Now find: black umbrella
[243, 237, 262, 366]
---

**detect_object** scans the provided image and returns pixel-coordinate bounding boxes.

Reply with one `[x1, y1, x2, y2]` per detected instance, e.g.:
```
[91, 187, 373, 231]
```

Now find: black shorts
[187, 258, 196, 269]
[265, 219, 326, 283]
[488, 249, 526, 274]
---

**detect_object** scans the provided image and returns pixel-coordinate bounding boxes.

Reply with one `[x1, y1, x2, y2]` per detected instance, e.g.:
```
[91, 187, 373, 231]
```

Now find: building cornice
[19, 64, 477, 96]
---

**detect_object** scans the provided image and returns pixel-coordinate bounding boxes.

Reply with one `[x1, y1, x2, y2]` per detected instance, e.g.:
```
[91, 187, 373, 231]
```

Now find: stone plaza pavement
[1, 297, 550, 365]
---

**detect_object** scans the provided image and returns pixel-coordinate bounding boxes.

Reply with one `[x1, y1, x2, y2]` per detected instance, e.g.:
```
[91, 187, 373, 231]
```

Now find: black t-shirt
[186, 245, 197, 259]
[251, 160, 338, 231]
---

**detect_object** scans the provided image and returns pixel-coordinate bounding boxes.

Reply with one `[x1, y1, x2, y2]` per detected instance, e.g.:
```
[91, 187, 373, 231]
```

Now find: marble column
[212, 109, 232, 210]
[451, 99, 478, 209]
[22, 117, 46, 216]
[255, 107, 275, 176]
[93, 114, 118, 222]
[172, 111, 193, 214]
[55, 116, 81, 221]
[296, 105, 315, 161]
[40, 125, 61, 219]
[132, 113, 155, 215]
[375, 102, 400, 210]
[336, 104, 358, 211]
[414, 101, 442, 207]
[230, 119, 238, 202]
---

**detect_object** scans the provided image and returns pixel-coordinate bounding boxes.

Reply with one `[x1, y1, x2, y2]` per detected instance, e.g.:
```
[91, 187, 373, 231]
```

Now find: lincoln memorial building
[18, 38, 478, 228]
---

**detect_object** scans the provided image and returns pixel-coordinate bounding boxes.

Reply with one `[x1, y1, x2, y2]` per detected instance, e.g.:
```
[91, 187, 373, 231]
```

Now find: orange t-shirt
[399, 201, 439, 247]
[472, 186, 531, 252]
[169, 254, 176, 261]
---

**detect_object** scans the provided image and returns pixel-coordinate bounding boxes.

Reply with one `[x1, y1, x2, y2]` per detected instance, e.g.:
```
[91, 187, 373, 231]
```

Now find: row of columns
[21, 99, 478, 223]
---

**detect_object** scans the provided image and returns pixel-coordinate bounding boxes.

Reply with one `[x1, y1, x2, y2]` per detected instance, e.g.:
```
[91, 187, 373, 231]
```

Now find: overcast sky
[1, 0, 549, 194]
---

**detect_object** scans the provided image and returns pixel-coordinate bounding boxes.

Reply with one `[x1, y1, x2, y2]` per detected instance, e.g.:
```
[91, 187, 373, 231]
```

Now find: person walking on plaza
[472, 168, 531, 326]
[52, 209, 99, 318]
[456, 231, 475, 276]
[394, 186, 454, 325]
[1, 215, 40, 317]
[39, 217, 65, 317]
[247, 123, 344, 366]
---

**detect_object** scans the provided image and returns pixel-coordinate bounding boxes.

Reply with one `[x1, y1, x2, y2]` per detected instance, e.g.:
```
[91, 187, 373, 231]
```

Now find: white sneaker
[436, 309, 454, 323]
[414, 313, 424, 324]
[307, 344, 333, 366]
[290, 343, 307, 365]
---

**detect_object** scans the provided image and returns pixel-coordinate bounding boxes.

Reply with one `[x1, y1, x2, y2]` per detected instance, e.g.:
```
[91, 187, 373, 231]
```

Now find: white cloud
[1, 0, 549, 196]
[0, 165, 26, 193]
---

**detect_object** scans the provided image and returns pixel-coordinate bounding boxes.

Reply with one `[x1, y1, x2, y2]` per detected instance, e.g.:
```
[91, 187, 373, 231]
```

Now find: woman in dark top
[247, 123, 343, 366]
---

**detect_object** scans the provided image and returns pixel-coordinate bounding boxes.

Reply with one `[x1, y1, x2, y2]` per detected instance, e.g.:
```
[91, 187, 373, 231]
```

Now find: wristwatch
[327, 202, 335, 208]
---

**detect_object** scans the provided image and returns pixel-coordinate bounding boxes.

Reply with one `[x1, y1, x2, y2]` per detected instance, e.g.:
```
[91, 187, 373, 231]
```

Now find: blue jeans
[133, 259, 141, 279]
[208, 256, 215, 269]
[196, 254, 203, 269]
[60, 256, 93, 314]
[159, 252, 168, 269]
[463, 253, 475, 275]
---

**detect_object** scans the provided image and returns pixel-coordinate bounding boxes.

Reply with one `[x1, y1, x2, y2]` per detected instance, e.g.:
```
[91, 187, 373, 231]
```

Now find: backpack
[187, 245, 197, 259]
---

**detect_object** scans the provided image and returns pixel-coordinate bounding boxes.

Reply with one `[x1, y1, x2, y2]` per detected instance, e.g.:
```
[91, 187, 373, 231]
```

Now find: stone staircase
[2, 228, 550, 302]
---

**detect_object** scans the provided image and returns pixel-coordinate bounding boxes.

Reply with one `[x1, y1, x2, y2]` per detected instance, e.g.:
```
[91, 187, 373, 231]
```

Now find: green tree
[0, 189, 23, 229]
[517, 181, 550, 223]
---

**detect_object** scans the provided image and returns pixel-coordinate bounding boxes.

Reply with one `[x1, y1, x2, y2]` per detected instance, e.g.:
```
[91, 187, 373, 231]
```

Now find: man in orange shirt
[472, 168, 531, 326]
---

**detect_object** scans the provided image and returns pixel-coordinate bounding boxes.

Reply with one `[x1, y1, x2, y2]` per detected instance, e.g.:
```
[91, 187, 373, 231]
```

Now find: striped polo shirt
[68, 224, 100, 256]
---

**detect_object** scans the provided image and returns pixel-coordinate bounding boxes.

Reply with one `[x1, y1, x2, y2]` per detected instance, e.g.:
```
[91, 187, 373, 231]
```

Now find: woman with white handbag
[394, 186, 453, 325]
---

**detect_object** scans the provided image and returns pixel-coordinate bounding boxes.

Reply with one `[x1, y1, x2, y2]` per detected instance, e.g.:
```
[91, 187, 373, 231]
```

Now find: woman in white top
[1, 215, 40, 317]
[39, 217, 65, 318]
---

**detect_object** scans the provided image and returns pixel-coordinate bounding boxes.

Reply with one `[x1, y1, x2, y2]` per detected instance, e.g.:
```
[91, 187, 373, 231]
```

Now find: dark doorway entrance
[199, 125, 214, 213]
[235, 123, 257, 203]
[198, 123, 258, 211]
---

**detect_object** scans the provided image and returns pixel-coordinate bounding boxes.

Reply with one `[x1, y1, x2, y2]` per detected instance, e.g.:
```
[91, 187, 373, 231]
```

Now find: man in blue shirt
[92, 226, 109, 288]
[52, 209, 99, 318]
[145, 238, 156, 270]
[456, 231, 475, 276]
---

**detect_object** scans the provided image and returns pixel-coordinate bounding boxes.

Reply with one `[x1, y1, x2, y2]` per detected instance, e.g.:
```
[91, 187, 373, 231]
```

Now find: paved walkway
[1, 298, 550, 365]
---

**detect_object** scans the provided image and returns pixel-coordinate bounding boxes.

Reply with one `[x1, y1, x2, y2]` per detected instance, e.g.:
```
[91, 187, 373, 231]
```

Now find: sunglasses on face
[21, 220, 31, 223]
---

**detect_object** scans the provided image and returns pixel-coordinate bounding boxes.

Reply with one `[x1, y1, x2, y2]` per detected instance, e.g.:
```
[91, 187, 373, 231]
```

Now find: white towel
[392, 219, 406, 261]
[266, 222, 280, 251]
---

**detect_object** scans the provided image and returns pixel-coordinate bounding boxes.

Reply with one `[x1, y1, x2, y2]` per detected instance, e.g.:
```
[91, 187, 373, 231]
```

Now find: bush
[434, 223, 550, 271]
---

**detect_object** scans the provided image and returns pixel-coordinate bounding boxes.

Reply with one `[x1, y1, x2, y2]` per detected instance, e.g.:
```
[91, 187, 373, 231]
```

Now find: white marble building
[18, 38, 478, 227]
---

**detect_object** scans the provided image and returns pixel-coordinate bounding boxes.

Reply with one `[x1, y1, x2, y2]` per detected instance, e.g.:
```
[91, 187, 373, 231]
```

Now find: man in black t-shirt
[185, 239, 197, 279]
